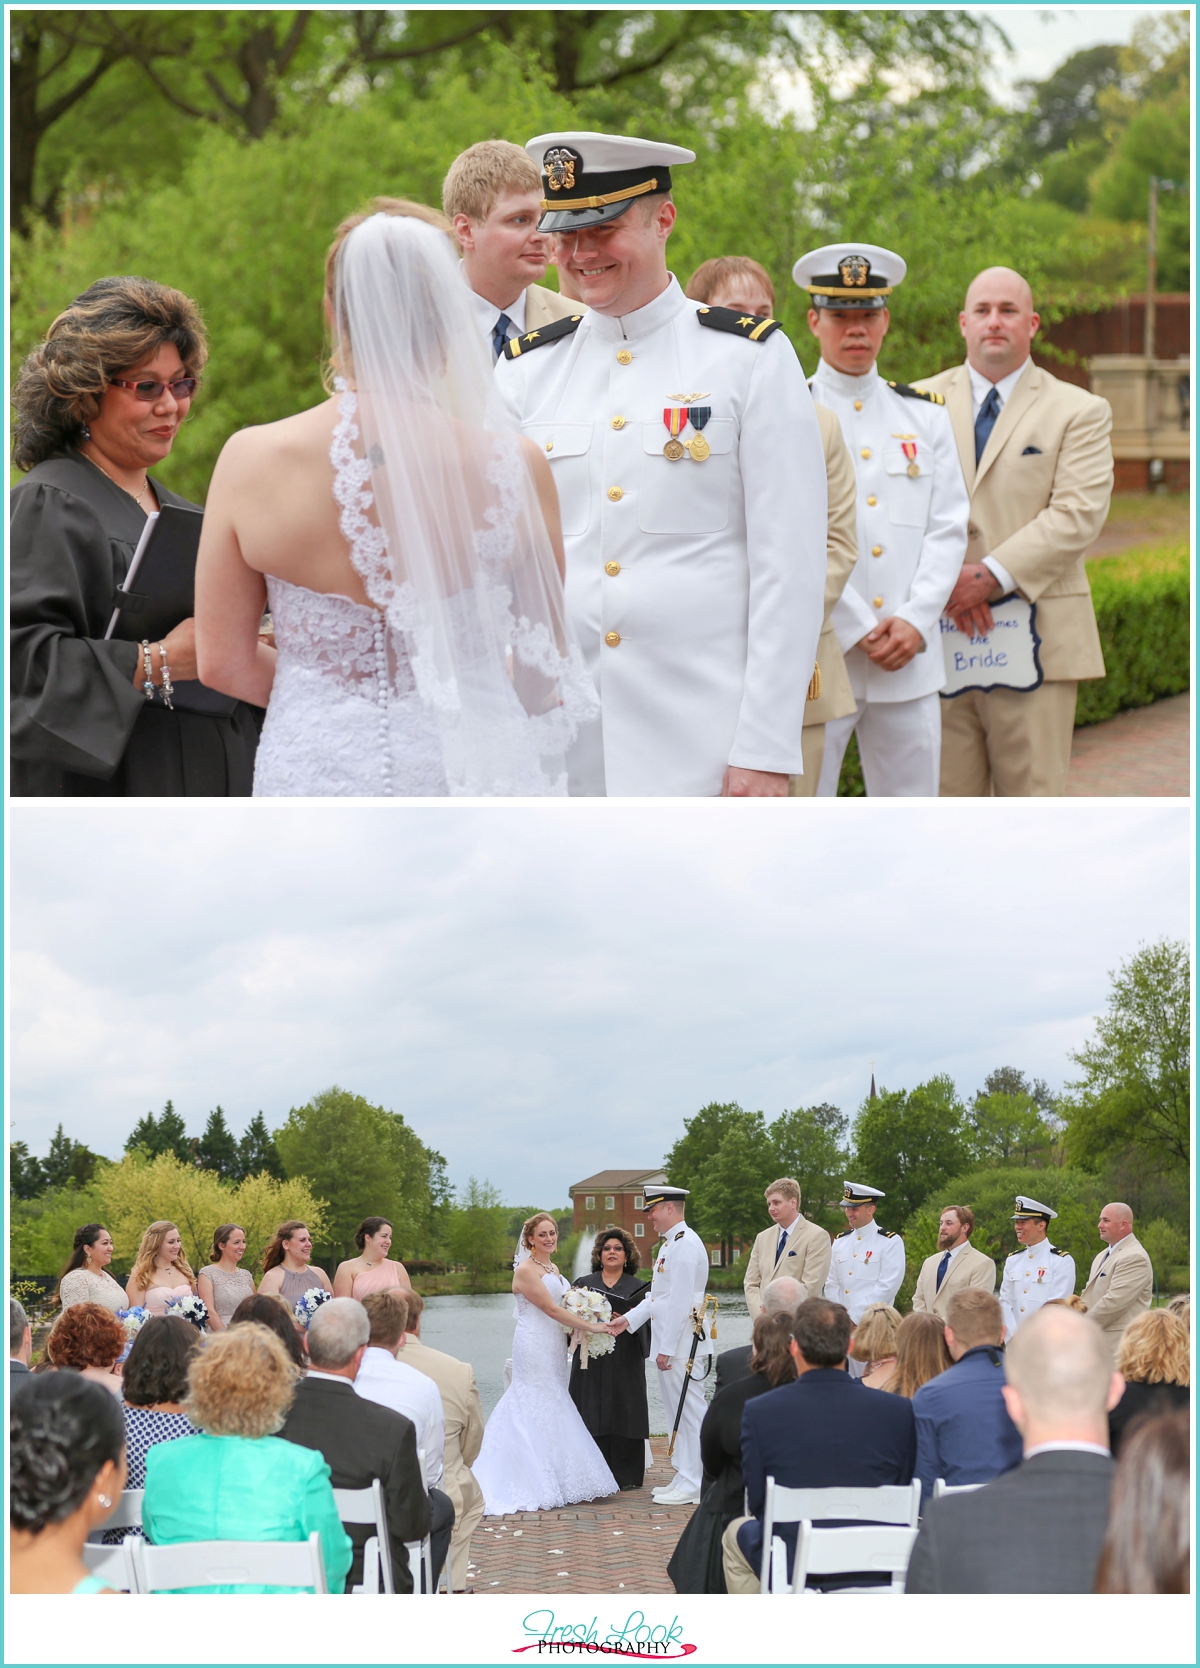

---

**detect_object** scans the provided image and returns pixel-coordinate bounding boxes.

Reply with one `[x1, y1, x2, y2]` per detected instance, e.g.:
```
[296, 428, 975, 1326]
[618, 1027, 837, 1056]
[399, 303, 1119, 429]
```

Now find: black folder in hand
[106, 504, 237, 716]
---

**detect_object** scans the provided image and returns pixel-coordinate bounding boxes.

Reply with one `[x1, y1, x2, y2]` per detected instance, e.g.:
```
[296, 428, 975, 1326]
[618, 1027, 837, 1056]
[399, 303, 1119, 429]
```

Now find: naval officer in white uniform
[823, 1183, 906, 1342]
[495, 132, 827, 796]
[793, 243, 970, 797]
[617, 1184, 713, 1505]
[999, 1195, 1077, 1337]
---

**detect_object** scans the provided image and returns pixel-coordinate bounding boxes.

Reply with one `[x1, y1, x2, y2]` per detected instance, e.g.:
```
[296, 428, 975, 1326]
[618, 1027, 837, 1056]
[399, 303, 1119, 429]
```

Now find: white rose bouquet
[562, 1286, 615, 1370]
[165, 1294, 209, 1332]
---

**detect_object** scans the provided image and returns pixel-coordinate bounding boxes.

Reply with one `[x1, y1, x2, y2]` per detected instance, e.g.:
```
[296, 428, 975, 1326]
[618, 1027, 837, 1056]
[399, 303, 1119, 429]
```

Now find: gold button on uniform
[616, 350, 632, 365]
[872, 545, 883, 556]
[861, 448, 871, 459]
[611, 416, 626, 429]
[604, 631, 621, 647]
[604, 561, 621, 577]
[854, 400, 863, 411]
[607, 486, 623, 501]
[544, 441, 554, 452]
[874, 596, 884, 608]
[866, 495, 877, 506]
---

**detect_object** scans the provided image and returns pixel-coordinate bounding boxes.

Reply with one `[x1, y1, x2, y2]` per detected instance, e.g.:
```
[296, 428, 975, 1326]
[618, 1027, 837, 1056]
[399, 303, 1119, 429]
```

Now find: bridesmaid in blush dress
[125, 1222, 196, 1314]
[333, 1217, 413, 1300]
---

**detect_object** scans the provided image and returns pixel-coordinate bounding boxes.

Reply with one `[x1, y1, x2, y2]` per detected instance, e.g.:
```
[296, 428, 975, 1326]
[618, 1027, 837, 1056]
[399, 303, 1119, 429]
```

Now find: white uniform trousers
[658, 1356, 707, 1495]
[817, 691, 942, 798]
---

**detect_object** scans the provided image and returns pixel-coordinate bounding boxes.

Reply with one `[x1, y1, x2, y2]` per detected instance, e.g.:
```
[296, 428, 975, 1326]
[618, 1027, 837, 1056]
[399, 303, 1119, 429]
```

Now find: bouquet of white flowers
[116, 1305, 150, 1340]
[294, 1288, 332, 1329]
[562, 1286, 615, 1370]
[165, 1294, 209, 1332]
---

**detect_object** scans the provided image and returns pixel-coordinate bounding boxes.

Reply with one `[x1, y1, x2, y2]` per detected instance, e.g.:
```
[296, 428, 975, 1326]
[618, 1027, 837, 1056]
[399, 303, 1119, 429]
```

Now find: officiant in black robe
[570, 1228, 651, 1491]
[10, 274, 261, 796]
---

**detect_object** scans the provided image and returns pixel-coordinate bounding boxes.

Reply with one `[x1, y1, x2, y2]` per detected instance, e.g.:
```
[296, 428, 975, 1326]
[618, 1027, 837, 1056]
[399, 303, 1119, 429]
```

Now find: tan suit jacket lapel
[974, 363, 1041, 491]
[944, 366, 977, 490]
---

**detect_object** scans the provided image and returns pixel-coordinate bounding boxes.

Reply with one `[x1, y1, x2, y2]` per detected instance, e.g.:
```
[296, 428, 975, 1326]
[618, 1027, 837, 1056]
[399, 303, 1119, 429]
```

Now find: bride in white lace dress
[474, 1213, 621, 1515]
[194, 204, 597, 795]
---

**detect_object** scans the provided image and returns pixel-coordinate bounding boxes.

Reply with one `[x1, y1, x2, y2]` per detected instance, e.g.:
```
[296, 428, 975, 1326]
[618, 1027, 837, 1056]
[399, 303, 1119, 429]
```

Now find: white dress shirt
[461, 267, 527, 351]
[354, 1345, 445, 1489]
[966, 358, 1032, 596]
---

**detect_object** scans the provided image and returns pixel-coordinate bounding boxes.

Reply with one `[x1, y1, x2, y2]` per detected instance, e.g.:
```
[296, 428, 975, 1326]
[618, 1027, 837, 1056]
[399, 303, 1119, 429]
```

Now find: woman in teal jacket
[144, 1323, 351, 1593]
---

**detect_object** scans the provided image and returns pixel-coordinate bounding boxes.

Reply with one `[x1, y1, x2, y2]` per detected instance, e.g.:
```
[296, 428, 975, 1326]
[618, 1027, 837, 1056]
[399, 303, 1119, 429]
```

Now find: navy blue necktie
[935, 1250, 951, 1291]
[492, 312, 514, 361]
[777, 1229, 789, 1265]
[974, 385, 1000, 464]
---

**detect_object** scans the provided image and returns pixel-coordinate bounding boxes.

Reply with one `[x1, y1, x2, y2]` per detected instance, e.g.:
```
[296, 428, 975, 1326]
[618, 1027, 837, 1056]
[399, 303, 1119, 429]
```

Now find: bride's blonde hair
[521, 1212, 558, 1251]
[129, 1220, 195, 1295]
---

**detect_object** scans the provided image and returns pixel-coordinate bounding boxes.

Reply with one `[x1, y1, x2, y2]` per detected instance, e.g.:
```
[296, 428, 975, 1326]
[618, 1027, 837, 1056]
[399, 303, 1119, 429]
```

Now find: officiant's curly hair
[590, 1227, 640, 1275]
[12, 275, 208, 472]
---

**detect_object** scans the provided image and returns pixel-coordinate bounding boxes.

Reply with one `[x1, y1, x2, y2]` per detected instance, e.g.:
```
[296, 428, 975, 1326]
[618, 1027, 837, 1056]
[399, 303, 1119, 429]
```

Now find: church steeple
[869, 1058, 877, 1101]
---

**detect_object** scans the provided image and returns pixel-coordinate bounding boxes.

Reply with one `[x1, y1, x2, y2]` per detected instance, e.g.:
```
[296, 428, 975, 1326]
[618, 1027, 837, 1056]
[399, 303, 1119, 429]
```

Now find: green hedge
[836, 537, 1190, 791]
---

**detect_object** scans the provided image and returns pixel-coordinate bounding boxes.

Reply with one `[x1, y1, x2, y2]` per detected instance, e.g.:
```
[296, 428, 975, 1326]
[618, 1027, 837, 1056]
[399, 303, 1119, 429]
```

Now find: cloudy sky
[9, 801, 1188, 1208]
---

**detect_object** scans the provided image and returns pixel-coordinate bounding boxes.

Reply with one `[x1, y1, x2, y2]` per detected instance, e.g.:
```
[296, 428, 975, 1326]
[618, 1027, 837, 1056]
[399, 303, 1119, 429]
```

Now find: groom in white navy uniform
[615, 1185, 712, 1505]
[495, 131, 827, 796]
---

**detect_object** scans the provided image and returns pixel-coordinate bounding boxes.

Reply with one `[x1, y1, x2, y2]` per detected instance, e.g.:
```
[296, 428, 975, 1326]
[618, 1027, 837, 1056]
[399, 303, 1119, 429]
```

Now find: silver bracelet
[140, 640, 155, 701]
[157, 641, 175, 710]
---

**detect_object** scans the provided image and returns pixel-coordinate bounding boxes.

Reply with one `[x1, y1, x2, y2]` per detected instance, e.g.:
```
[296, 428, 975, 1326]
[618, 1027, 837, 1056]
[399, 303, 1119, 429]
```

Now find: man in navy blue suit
[911, 1287, 1022, 1503]
[721, 1297, 916, 1592]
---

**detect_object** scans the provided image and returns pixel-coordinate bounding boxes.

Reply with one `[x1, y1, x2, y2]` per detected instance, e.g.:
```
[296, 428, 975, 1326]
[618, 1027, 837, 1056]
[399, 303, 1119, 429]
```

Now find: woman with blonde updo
[849, 1303, 902, 1390]
[125, 1221, 196, 1314]
[1108, 1309, 1190, 1456]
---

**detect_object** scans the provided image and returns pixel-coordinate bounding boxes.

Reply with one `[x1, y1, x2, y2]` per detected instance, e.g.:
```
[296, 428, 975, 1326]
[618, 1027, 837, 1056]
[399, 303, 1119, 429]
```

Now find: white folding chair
[932, 1478, 985, 1499]
[130, 1532, 328, 1593]
[405, 1534, 434, 1594]
[759, 1478, 921, 1594]
[86, 1488, 144, 1543]
[82, 1540, 139, 1591]
[333, 1480, 394, 1595]
[791, 1521, 918, 1594]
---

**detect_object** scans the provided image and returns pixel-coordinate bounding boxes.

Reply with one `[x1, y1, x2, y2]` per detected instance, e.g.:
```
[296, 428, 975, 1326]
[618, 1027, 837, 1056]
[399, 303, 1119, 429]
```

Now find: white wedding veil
[330, 212, 598, 795]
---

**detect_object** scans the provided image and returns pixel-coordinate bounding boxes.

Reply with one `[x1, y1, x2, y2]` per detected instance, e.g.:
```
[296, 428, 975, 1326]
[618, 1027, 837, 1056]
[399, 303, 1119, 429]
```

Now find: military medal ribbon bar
[662, 406, 688, 460]
[894, 432, 921, 477]
[685, 405, 711, 461]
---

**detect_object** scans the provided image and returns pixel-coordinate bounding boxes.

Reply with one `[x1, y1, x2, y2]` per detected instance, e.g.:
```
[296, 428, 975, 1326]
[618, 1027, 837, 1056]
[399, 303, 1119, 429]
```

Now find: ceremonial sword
[667, 1294, 718, 1458]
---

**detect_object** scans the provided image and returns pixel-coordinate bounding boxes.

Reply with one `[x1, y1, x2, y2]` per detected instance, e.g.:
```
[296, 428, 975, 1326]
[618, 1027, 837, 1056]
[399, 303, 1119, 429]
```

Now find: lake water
[419, 1291, 753, 1433]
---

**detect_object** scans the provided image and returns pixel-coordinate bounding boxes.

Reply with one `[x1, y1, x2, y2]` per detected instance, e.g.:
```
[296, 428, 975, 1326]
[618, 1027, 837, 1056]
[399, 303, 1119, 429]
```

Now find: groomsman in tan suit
[743, 1178, 833, 1316]
[399, 1292, 486, 1592]
[1079, 1202, 1153, 1359]
[911, 1205, 996, 1319]
[918, 267, 1113, 796]
[443, 139, 583, 361]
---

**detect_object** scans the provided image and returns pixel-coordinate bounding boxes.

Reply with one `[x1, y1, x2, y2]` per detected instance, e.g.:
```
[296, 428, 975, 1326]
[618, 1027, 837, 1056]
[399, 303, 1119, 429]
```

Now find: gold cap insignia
[839, 254, 870, 288]
[543, 147, 580, 192]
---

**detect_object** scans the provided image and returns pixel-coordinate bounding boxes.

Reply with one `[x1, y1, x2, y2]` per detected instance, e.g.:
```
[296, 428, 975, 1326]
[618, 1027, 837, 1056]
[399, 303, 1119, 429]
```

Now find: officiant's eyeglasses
[109, 376, 200, 401]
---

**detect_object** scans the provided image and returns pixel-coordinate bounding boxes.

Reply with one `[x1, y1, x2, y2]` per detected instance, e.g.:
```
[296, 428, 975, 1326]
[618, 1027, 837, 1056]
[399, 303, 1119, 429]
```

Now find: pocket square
[1021, 445, 1043, 455]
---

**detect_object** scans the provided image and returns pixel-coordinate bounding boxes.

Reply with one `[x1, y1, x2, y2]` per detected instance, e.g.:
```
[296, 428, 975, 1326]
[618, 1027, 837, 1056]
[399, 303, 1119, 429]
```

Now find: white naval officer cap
[526, 131, 696, 232]
[640, 1185, 690, 1210]
[792, 243, 906, 310]
[1012, 1195, 1057, 1221]
[840, 1182, 885, 1206]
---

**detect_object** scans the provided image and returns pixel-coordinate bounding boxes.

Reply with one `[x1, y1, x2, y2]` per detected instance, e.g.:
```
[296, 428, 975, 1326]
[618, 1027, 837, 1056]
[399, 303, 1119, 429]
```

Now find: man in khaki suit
[399, 1292, 486, 1592]
[911, 1205, 996, 1320]
[918, 267, 1113, 796]
[443, 139, 583, 361]
[1079, 1202, 1153, 1359]
[744, 1178, 833, 1316]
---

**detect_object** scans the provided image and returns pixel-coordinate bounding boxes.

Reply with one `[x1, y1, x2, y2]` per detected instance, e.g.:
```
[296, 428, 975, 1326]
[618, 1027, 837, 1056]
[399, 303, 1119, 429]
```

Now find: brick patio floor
[1067, 693, 1191, 797]
[464, 1440, 693, 1594]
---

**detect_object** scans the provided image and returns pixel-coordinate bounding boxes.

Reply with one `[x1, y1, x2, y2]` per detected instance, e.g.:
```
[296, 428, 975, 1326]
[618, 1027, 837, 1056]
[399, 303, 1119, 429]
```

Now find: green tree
[9, 1181, 108, 1276]
[1064, 939, 1190, 1173]
[40, 1123, 102, 1190]
[9, 1140, 46, 1200]
[125, 1108, 159, 1154]
[693, 1115, 777, 1264]
[663, 1101, 748, 1194]
[196, 1105, 240, 1178]
[768, 1103, 848, 1224]
[235, 1111, 284, 1181]
[968, 1092, 1055, 1169]
[445, 1177, 509, 1290]
[273, 1085, 433, 1260]
[1138, 1219, 1190, 1295]
[155, 1101, 193, 1163]
[851, 1075, 970, 1223]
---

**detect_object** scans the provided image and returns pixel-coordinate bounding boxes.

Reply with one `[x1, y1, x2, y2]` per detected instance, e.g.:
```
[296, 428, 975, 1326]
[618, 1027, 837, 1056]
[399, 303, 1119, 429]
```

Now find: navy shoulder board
[502, 314, 584, 360]
[887, 379, 945, 406]
[835, 1228, 852, 1240]
[697, 305, 781, 342]
[674, 1229, 685, 1241]
[1048, 1244, 1065, 1257]
[879, 1229, 897, 1239]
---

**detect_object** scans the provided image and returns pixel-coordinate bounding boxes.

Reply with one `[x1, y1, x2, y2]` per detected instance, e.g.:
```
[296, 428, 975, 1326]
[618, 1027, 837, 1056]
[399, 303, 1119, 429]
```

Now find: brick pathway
[1068, 693, 1191, 796]
[465, 1440, 692, 1594]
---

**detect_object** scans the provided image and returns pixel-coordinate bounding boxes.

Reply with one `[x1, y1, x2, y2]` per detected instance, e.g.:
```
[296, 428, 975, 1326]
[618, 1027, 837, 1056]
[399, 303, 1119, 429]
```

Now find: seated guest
[721, 1298, 917, 1592]
[911, 1289, 1022, 1502]
[1044, 1293, 1089, 1313]
[848, 1303, 901, 1390]
[228, 1291, 308, 1370]
[888, 1310, 952, 1397]
[1166, 1293, 1190, 1318]
[669, 1311, 796, 1592]
[103, 1315, 200, 1543]
[55, 1224, 125, 1313]
[332, 1216, 412, 1301]
[196, 1223, 255, 1331]
[1096, 1408, 1190, 1592]
[11, 1297, 33, 1376]
[145, 1324, 351, 1592]
[569, 1228, 651, 1488]
[45, 1302, 125, 1395]
[10, 277, 260, 797]
[1107, 1309, 1189, 1457]
[685, 256, 775, 318]
[356, 1291, 445, 1489]
[278, 1298, 437, 1593]
[905, 1305, 1123, 1593]
[124, 1220, 195, 1313]
[397, 1292, 486, 1594]
[717, 1277, 806, 1390]
[10, 1373, 128, 1593]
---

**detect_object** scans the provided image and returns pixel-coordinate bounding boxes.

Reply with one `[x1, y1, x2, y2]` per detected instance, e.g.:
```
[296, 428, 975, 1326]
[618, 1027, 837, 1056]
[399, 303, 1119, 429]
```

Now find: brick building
[569, 1168, 728, 1266]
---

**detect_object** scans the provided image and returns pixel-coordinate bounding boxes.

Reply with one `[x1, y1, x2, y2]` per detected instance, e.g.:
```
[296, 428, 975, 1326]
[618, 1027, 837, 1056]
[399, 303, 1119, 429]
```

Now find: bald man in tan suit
[918, 267, 1112, 796]
[1079, 1203, 1153, 1360]
[399, 1299, 486, 1592]
[790, 401, 859, 795]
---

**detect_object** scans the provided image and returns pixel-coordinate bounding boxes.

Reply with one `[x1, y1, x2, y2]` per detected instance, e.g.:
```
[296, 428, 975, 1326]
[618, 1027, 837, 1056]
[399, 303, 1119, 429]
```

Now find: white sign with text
[939, 596, 1043, 696]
